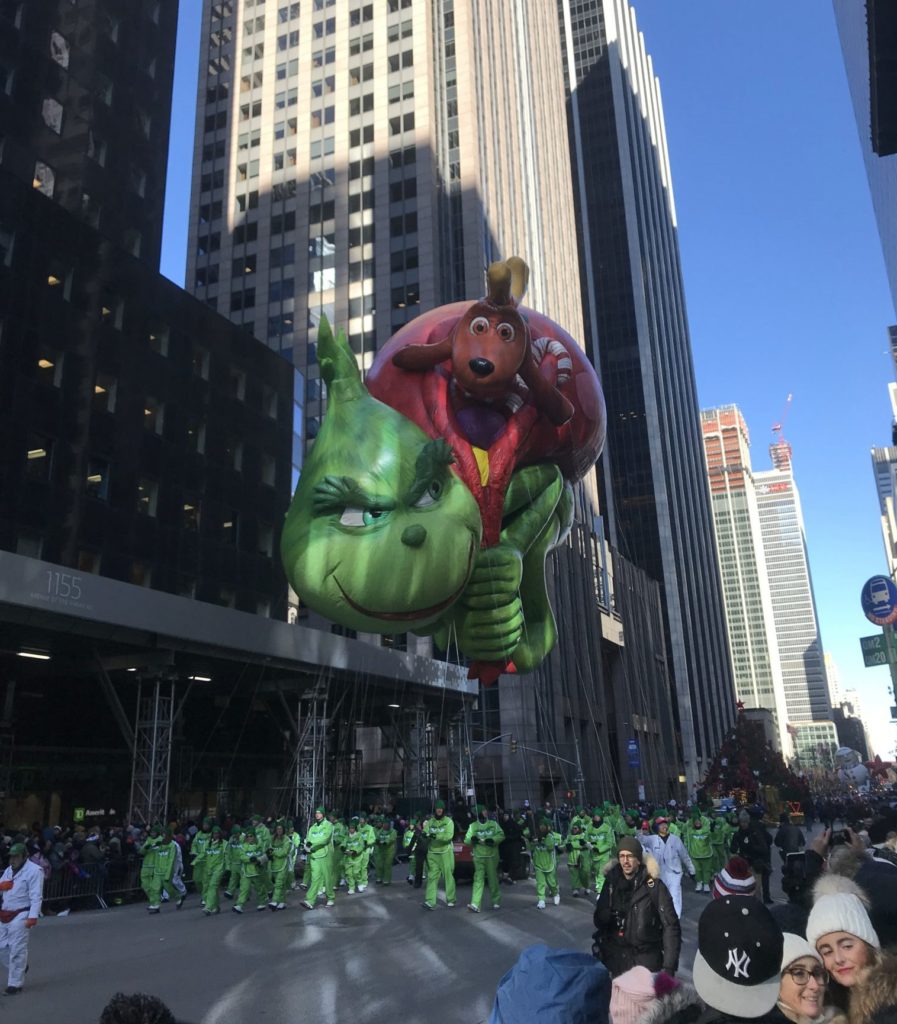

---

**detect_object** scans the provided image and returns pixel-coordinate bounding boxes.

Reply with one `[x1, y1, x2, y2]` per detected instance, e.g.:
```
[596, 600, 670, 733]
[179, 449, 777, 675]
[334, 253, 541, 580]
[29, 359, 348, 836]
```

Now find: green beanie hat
[202, 816, 212, 826]
[230, 825, 241, 836]
[476, 803, 486, 813]
[211, 824, 223, 835]
[244, 828, 256, 838]
[315, 805, 326, 815]
[9, 843, 26, 857]
[434, 799, 446, 810]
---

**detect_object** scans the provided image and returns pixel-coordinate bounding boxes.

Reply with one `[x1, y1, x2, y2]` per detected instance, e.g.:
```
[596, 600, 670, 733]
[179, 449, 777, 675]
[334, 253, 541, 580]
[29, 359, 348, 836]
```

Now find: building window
[93, 372, 117, 413]
[261, 385, 278, 419]
[85, 458, 111, 500]
[100, 293, 124, 329]
[137, 478, 158, 516]
[147, 325, 170, 356]
[182, 499, 201, 530]
[32, 161, 55, 197]
[25, 434, 52, 481]
[37, 345, 63, 387]
[130, 562, 152, 587]
[143, 398, 164, 435]
[225, 438, 243, 471]
[41, 98, 63, 134]
[185, 416, 206, 454]
[49, 31, 70, 68]
[221, 511, 239, 545]
[16, 534, 44, 559]
[77, 550, 101, 574]
[257, 521, 274, 557]
[192, 345, 210, 379]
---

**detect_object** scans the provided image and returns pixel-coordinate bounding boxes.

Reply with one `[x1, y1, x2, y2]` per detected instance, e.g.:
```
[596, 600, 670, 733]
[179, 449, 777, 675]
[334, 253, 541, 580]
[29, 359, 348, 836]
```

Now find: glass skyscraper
[557, 0, 735, 784]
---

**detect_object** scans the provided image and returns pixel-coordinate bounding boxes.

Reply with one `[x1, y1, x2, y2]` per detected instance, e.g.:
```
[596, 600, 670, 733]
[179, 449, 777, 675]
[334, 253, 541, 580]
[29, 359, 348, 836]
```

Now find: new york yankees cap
[692, 896, 783, 1019]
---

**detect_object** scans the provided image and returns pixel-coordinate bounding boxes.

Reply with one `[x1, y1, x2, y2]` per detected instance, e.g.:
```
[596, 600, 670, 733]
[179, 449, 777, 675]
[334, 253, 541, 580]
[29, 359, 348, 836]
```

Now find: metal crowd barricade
[42, 858, 143, 911]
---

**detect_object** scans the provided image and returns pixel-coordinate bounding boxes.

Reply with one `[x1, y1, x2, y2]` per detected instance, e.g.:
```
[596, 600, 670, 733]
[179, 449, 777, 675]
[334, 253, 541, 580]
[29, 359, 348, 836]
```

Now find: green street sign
[860, 632, 897, 667]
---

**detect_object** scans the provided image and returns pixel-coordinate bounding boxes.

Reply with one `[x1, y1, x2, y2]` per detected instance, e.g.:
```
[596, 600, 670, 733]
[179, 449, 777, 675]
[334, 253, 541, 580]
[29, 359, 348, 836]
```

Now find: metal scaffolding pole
[404, 705, 436, 800]
[292, 684, 329, 831]
[128, 675, 175, 826]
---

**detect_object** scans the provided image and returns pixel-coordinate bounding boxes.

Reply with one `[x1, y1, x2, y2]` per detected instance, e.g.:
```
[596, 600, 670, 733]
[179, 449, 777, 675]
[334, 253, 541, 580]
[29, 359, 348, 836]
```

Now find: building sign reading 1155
[46, 571, 83, 601]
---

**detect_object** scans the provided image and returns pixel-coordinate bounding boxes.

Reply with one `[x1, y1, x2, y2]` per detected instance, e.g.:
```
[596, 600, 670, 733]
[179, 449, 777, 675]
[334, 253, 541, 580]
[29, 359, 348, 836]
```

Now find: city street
[20, 857, 730, 1023]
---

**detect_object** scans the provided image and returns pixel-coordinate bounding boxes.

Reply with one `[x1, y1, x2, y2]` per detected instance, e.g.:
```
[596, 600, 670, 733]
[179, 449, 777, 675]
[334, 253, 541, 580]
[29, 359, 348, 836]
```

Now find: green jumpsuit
[709, 819, 727, 874]
[423, 810, 456, 908]
[687, 814, 714, 888]
[140, 831, 163, 909]
[464, 814, 504, 911]
[587, 815, 615, 893]
[269, 831, 292, 907]
[234, 834, 270, 911]
[359, 819, 376, 878]
[303, 817, 335, 906]
[374, 823, 397, 884]
[527, 827, 562, 905]
[224, 828, 243, 897]
[343, 828, 367, 892]
[565, 828, 591, 894]
[190, 823, 212, 899]
[330, 817, 347, 888]
[195, 832, 226, 913]
[145, 836, 177, 909]
[254, 820, 273, 895]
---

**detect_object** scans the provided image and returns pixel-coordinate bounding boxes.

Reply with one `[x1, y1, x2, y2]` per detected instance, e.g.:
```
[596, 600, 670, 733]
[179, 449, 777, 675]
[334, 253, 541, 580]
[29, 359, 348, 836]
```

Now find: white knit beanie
[806, 892, 880, 951]
[780, 932, 822, 970]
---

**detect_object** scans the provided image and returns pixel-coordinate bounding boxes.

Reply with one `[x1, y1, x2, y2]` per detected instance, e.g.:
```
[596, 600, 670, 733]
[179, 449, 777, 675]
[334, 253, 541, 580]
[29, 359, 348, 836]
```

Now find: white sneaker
[301, 900, 314, 910]
[446, 902, 455, 908]
[571, 888, 580, 897]
[358, 884, 367, 892]
[695, 882, 703, 892]
[276, 902, 286, 910]
[536, 900, 546, 910]
[704, 883, 711, 893]
[326, 899, 334, 907]
[467, 903, 480, 913]
[553, 893, 560, 906]
[347, 888, 356, 895]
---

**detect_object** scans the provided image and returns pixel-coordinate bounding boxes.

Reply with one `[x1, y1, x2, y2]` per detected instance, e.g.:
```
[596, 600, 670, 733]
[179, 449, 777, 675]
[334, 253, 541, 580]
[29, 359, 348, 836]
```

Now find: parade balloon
[282, 258, 606, 684]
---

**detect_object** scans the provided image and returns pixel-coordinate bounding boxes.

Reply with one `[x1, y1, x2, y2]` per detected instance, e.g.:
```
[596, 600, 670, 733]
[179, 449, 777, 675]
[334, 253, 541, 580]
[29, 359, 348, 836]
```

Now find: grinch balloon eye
[363, 508, 389, 526]
[497, 322, 516, 342]
[470, 316, 489, 335]
[339, 508, 366, 527]
[413, 479, 443, 508]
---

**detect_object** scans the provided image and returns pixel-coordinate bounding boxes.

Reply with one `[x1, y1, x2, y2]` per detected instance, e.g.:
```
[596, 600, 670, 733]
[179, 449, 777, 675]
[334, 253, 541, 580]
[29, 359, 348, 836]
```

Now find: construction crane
[770, 393, 794, 470]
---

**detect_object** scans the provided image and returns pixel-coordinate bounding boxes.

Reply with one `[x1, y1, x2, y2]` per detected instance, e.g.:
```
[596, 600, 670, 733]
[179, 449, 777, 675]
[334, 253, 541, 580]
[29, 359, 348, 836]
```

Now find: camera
[829, 829, 851, 848]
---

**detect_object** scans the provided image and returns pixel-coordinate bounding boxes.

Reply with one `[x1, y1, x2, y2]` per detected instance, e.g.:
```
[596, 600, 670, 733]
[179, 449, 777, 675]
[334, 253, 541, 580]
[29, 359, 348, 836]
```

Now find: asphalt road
[15, 842, 794, 1023]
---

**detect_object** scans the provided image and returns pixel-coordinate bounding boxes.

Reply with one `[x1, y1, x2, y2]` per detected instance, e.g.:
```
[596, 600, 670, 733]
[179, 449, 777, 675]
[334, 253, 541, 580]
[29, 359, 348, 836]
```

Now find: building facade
[701, 406, 790, 753]
[755, 444, 831, 724]
[556, 0, 735, 785]
[0, 0, 178, 270]
[834, 0, 897, 315]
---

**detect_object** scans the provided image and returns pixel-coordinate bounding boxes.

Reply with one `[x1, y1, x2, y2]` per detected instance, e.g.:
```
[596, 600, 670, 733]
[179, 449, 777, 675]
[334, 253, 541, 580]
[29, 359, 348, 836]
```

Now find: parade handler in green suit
[301, 807, 335, 909]
[464, 805, 504, 912]
[422, 799, 455, 910]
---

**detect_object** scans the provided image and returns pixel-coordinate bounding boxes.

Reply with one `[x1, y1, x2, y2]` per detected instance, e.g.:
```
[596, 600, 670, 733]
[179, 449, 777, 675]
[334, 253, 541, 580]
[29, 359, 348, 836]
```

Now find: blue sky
[160, 2, 897, 758]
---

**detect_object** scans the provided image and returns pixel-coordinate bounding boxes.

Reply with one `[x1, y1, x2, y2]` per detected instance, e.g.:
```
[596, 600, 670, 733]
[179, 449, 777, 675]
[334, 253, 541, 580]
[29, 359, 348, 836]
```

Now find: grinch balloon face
[281, 317, 482, 632]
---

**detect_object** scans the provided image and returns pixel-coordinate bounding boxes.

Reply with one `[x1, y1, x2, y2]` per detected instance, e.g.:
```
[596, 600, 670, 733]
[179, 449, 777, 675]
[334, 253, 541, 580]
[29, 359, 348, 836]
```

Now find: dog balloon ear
[506, 257, 529, 305]
[486, 262, 513, 307]
[392, 336, 453, 371]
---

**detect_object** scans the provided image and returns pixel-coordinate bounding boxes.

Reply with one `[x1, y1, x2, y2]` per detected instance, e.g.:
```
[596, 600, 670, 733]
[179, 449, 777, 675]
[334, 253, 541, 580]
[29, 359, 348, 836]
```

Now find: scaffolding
[128, 675, 175, 826]
[402, 704, 437, 801]
[290, 683, 329, 831]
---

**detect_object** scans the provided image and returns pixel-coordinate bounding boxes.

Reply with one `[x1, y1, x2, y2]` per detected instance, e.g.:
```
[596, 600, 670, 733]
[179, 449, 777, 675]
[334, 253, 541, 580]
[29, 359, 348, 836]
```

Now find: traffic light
[510, 737, 518, 754]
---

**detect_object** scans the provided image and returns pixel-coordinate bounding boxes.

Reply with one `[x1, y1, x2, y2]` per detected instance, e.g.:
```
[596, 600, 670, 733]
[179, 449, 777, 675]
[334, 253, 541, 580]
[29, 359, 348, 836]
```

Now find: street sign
[626, 738, 640, 769]
[860, 633, 897, 667]
[73, 807, 85, 822]
[861, 576, 897, 625]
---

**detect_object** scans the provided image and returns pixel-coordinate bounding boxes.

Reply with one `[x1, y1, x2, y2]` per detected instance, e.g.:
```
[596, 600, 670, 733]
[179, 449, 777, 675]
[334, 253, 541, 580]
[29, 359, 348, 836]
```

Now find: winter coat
[730, 824, 770, 871]
[636, 983, 703, 1024]
[844, 951, 897, 1024]
[772, 1001, 846, 1024]
[774, 823, 805, 859]
[592, 854, 680, 977]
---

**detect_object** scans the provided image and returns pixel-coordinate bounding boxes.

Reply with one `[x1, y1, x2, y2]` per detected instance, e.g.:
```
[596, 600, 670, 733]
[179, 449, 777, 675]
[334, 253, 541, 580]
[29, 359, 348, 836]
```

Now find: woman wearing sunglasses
[775, 933, 844, 1023]
[806, 877, 897, 1024]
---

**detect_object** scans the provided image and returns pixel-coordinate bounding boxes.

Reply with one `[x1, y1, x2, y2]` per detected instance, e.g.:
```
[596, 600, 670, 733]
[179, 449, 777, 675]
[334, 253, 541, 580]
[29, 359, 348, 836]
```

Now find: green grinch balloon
[282, 259, 606, 684]
[280, 317, 482, 633]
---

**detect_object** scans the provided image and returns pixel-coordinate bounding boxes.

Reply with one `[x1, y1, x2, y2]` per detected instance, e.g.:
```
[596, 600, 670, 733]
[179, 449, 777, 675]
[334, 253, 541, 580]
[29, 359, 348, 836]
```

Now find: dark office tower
[0, 1, 178, 270]
[557, 0, 735, 786]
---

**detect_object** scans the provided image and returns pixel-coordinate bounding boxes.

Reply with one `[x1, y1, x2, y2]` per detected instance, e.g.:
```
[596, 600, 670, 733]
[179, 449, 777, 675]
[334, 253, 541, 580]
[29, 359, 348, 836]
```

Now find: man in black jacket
[729, 812, 772, 903]
[592, 836, 680, 978]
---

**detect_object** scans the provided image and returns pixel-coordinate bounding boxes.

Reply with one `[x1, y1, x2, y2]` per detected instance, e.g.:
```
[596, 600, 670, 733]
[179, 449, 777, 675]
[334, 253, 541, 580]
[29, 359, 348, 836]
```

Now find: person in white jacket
[0, 842, 43, 994]
[638, 817, 694, 917]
